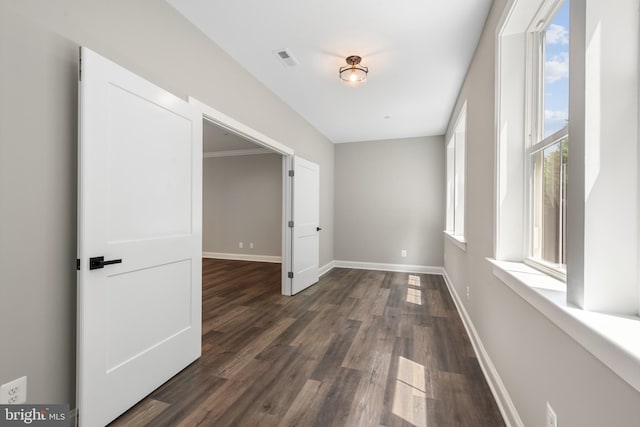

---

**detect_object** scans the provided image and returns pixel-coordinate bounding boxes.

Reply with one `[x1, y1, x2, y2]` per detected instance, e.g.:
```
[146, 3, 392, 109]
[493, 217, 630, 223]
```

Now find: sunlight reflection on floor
[392, 356, 428, 426]
[408, 275, 421, 287]
[407, 275, 423, 305]
[407, 288, 423, 305]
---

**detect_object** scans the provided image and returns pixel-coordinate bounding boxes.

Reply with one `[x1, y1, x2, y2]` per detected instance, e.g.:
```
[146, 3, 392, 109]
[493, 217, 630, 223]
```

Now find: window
[495, 0, 640, 389]
[445, 103, 466, 243]
[497, 0, 640, 309]
[526, 1, 569, 278]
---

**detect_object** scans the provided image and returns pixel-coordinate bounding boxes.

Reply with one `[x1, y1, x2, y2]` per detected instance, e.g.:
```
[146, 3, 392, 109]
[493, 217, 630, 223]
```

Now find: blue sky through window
[543, 0, 570, 137]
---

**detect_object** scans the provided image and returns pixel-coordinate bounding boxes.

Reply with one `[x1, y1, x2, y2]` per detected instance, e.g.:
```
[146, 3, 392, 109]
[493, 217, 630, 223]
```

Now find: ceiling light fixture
[339, 55, 368, 83]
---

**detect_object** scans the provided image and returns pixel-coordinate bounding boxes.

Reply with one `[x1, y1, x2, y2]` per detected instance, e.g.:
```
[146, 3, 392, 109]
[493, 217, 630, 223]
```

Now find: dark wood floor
[110, 259, 505, 427]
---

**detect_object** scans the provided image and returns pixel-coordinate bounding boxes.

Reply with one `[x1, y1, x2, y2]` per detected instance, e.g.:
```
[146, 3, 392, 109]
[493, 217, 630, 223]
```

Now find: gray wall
[444, 1, 640, 426]
[0, 0, 333, 406]
[334, 137, 445, 267]
[203, 154, 282, 256]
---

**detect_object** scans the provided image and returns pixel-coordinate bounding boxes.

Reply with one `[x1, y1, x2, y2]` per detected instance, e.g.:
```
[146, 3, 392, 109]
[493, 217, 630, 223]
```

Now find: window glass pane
[543, 1, 570, 137]
[532, 137, 568, 266]
[454, 131, 465, 236]
[446, 104, 466, 238]
[446, 140, 455, 232]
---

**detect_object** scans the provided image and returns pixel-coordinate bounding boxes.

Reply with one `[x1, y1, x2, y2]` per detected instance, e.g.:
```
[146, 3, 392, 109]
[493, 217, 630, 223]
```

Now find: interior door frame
[189, 97, 294, 295]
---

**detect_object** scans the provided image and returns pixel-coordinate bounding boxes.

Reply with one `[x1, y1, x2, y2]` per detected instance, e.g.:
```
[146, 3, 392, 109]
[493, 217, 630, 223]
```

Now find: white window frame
[445, 102, 467, 250]
[523, 1, 569, 281]
[493, 0, 640, 394]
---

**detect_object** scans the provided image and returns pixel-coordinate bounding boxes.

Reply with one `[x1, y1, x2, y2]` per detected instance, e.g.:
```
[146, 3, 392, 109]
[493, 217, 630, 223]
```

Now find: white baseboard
[319, 260, 335, 277]
[441, 269, 523, 427]
[333, 260, 444, 275]
[202, 252, 282, 263]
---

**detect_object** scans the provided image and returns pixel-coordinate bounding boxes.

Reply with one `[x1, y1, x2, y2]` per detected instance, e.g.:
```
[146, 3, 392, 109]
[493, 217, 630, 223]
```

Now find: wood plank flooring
[109, 259, 505, 427]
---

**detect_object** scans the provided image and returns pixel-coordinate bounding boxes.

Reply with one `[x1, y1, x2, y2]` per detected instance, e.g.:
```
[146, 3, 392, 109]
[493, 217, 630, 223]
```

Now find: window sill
[488, 258, 640, 393]
[444, 231, 467, 252]
[523, 257, 566, 282]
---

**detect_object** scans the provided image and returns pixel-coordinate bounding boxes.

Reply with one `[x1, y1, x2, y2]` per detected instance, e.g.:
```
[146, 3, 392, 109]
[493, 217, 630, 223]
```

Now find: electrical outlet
[250, 242, 254, 249]
[239, 242, 244, 249]
[401, 250, 407, 257]
[0, 376, 27, 404]
[546, 402, 557, 427]
[466, 286, 470, 300]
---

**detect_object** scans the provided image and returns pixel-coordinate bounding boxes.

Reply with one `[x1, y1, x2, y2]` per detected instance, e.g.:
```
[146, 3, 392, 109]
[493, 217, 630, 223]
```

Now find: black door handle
[317, 227, 322, 231]
[89, 256, 122, 270]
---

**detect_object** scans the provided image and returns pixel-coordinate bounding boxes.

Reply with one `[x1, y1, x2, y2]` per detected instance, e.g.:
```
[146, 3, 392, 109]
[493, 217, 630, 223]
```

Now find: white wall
[444, 1, 640, 425]
[203, 154, 282, 257]
[0, 0, 333, 406]
[334, 137, 445, 267]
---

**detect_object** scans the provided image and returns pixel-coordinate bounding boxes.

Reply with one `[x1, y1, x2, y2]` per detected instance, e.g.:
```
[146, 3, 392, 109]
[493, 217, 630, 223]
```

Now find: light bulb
[349, 70, 358, 82]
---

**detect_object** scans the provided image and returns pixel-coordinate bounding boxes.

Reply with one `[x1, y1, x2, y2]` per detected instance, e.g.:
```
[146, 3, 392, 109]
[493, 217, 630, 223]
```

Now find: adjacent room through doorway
[202, 119, 283, 276]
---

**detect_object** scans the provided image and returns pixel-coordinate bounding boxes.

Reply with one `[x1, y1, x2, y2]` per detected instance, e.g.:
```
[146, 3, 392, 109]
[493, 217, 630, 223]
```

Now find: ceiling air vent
[273, 48, 299, 67]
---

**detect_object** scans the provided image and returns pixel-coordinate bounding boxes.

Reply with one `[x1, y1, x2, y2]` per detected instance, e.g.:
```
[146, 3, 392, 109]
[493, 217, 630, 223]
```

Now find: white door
[291, 156, 320, 294]
[77, 47, 202, 427]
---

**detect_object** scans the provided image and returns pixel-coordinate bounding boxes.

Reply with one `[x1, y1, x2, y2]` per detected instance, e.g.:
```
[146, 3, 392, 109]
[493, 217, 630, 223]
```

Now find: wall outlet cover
[0, 376, 27, 404]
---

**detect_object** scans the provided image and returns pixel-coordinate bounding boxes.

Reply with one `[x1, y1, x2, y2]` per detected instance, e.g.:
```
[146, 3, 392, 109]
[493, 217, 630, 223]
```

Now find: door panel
[106, 84, 193, 242]
[77, 47, 202, 427]
[291, 156, 319, 294]
[105, 259, 192, 371]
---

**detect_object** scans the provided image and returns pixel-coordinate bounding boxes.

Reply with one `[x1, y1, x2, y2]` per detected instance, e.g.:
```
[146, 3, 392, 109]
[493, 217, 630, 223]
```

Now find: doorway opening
[191, 97, 295, 296]
[202, 118, 284, 293]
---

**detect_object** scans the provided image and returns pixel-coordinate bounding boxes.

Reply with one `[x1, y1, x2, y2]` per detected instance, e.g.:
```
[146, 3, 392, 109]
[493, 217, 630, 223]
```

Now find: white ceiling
[168, 0, 492, 143]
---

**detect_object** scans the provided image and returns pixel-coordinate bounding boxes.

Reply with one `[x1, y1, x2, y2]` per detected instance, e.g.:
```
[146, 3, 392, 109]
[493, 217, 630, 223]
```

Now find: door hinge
[288, 272, 294, 279]
[76, 259, 80, 271]
[288, 221, 294, 228]
[289, 170, 294, 177]
[78, 47, 82, 81]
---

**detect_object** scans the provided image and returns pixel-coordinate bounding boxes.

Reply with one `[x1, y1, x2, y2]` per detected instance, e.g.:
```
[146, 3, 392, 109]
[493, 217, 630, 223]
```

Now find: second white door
[291, 156, 320, 294]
